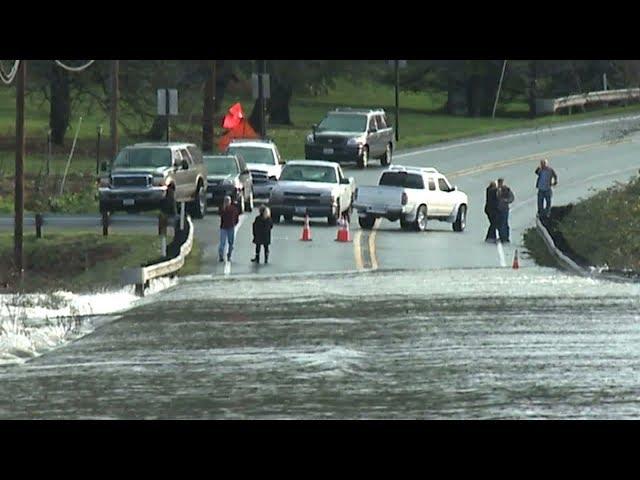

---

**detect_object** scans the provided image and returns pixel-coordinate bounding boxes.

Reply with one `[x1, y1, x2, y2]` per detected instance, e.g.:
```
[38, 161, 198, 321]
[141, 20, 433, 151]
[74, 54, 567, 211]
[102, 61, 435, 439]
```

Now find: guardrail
[536, 88, 640, 114]
[535, 216, 589, 276]
[120, 215, 194, 296]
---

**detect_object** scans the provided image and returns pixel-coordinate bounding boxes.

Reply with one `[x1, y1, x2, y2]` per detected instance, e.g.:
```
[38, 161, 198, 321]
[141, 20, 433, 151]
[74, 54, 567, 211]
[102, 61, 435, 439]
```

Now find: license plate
[295, 207, 306, 215]
[323, 148, 334, 155]
[206, 193, 213, 199]
[123, 199, 135, 206]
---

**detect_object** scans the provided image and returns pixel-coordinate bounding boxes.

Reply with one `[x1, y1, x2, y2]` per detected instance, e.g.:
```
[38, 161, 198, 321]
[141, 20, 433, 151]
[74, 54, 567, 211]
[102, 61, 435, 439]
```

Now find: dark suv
[204, 154, 254, 213]
[304, 108, 395, 169]
[98, 142, 208, 218]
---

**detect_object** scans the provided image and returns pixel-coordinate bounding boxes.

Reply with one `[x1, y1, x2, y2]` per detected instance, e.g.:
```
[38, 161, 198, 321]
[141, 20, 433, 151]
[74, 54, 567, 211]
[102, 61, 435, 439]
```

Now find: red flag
[222, 102, 244, 129]
[218, 118, 259, 152]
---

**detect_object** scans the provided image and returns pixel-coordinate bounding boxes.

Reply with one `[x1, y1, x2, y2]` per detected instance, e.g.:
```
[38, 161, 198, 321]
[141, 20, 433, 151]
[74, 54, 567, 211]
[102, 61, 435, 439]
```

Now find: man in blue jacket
[535, 158, 558, 218]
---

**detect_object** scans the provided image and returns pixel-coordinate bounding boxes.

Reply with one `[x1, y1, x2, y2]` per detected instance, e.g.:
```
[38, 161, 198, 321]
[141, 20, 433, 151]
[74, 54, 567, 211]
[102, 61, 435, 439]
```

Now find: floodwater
[1, 267, 640, 419]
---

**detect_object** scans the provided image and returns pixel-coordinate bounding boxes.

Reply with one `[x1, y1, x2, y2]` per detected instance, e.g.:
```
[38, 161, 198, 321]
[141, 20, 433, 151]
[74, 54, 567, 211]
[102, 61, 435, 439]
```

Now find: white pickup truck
[352, 165, 469, 232]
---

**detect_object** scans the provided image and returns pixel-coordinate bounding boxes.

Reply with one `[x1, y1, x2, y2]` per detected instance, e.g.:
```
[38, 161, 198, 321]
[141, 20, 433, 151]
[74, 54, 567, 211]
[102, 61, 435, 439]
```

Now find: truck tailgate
[355, 186, 404, 211]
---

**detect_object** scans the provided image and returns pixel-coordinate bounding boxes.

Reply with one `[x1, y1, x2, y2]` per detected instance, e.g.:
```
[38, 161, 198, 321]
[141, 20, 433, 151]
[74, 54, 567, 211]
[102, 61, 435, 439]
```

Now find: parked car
[352, 165, 468, 232]
[98, 142, 207, 218]
[304, 108, 395, 169]
[269, 160, 355, 225]
[226, 139, 285, 202]
[204, 154, 254, 213]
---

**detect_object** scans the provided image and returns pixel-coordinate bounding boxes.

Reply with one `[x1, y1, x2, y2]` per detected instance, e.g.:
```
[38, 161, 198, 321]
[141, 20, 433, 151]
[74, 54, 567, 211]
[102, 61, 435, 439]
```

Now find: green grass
[522, 227, 560, 268]
[0, 229, 202, 293]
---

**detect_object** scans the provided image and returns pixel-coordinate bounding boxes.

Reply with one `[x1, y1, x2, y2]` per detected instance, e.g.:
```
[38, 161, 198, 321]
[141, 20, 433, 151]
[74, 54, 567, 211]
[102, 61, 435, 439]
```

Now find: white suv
[226, 139, 285, 202]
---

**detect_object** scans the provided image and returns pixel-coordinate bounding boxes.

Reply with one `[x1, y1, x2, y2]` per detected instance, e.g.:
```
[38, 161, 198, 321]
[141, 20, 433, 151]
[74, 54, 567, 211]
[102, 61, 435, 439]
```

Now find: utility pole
[14, 60, 26, 282]
[110, 60, 119, 163]
[492, 60, 508, 119]
[394, 60, 400, 142]
[259, 60, 267, 138]
[202, 60, 216, 152]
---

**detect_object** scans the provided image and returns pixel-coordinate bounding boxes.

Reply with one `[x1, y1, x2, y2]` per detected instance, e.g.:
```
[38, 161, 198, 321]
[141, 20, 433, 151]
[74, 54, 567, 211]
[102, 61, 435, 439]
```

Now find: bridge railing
[536, 88, 640, 114]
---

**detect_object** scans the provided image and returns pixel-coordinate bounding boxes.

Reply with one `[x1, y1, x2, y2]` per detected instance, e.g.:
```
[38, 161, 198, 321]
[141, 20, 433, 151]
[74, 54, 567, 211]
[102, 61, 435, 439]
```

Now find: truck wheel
[453, 205, 466, 232]
[246, 190, 254, 212]
[191, 182, 207, 219]
[358, 215, 375, 230]
[238, 193, 246, 214]
[272, 212, 281, 224]
[400, 218, 412, 231]
[357, 147, 369, 169]
[414, 205, 427, 232]
[381, 143, 392, 166]
[328, 201, 340, 225]
[284, 214, 293, 223]
[163, 187, 177, 216]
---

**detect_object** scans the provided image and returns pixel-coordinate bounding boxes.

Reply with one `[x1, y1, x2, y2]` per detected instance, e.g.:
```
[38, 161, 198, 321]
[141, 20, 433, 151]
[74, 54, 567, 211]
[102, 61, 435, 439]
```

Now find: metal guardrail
[120, 215, 194, 296]
[535, 216, 589, 277]
[0, 214, 160, 228]
[536, 88, 640, 114]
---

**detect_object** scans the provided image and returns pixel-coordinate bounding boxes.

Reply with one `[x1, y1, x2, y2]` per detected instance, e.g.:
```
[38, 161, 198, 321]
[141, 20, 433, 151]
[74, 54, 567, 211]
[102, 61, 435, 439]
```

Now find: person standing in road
[484, 180, 499, 243]
[535, 158, 558, 219]
[218, 195, 239, 262]
[252, 205, 273, 264]
[496, 178, 515, 243]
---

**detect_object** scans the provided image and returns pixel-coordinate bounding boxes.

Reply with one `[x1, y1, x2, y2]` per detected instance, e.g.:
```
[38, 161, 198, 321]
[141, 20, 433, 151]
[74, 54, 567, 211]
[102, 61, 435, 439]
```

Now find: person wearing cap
[218, 195, 239, 262]
[535, 158, 558, 219]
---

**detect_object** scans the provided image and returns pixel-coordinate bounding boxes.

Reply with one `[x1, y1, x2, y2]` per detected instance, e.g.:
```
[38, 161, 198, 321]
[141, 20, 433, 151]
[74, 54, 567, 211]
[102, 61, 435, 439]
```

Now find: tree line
[11, 60, 640, 149]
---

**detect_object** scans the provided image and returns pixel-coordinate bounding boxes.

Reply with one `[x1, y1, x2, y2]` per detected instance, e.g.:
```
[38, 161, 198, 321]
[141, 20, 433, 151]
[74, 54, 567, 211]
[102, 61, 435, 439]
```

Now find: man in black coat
[252, 205, 274, 264]
[484, 180, 499, 243]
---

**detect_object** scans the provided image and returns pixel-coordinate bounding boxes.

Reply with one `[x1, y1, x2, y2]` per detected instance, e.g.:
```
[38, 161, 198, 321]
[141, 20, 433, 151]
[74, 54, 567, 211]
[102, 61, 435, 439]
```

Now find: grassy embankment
[523, 173, 640, 270]
[0, 231, 202, 293]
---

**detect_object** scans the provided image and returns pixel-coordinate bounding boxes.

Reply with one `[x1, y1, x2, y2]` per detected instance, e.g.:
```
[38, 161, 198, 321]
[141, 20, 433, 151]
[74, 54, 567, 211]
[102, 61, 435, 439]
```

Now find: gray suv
[304, 108, 395, 169]
[98, 142, 208, 218]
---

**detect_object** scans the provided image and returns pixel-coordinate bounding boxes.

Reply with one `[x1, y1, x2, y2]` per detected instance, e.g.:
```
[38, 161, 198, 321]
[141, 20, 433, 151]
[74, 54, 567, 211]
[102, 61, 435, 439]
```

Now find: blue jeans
[218, 227, 235, 259]
[496, 210, 510, 242]
[538, 189, 552, 218]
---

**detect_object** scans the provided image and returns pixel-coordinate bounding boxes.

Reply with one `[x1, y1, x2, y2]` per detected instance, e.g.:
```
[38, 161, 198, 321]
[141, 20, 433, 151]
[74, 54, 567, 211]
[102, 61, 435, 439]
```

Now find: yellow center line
[353, 137, 631, 270]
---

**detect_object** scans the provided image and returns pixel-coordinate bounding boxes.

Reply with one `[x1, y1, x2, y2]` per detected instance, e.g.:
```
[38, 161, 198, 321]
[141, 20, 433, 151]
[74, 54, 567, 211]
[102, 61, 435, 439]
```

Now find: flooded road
[1, 267, 640, 419]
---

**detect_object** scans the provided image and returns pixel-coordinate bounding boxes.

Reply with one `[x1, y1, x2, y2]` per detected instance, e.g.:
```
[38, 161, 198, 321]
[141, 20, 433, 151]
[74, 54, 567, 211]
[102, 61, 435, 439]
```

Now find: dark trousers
[496, 210, 510, 242]
[537, 189, 552, 218]
[485, 211, 498, 240]
[254, 244, 269, 261]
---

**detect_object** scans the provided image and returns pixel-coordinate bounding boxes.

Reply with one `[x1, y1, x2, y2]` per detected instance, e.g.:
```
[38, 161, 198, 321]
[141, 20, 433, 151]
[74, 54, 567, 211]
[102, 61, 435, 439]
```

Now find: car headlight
[222, 178, 233, 186]
[306, 134, 314, 144]
[98, 176, 111, 188]
[152, 175, 167, 187]
[347, 137, 364, 146]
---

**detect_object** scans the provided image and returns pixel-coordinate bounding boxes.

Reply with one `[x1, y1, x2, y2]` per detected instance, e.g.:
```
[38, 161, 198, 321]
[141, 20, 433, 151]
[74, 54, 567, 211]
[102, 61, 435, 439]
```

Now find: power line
[54, 60, 95, 72]
[0, 60, 20, 84]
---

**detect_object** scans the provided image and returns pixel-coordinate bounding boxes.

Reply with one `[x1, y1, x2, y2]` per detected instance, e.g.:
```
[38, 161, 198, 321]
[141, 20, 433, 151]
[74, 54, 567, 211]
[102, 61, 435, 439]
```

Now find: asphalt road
[196, 114, 640, 276]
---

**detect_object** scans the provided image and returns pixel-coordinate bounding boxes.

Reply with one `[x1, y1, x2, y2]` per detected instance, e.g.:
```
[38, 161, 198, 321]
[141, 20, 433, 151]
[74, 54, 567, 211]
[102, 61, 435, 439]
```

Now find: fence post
[159, 213, 168, 257]
[35, 214, 43, 239]
[102, 211, 110, 236]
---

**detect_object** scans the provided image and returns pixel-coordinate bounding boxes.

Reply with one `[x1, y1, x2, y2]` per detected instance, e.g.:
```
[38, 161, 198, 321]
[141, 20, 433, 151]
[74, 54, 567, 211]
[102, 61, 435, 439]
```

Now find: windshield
[280, 165, 337, 183]
[113, 148, 172, 169]
[205, 156, 239, 175]
[227, 146, 275, 165]
[380, 172, 425, 189]
[318, 114, 367, 132]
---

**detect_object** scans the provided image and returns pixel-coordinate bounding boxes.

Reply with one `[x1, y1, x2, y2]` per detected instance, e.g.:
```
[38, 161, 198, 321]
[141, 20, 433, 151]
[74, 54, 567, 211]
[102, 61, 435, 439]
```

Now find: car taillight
[401, 192, 408, 205]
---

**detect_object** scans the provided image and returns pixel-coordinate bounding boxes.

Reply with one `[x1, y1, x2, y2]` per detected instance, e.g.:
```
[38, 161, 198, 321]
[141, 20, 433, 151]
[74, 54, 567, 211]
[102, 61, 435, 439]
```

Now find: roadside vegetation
[0, 231, 201, 293]
[524, 173, 640, 270]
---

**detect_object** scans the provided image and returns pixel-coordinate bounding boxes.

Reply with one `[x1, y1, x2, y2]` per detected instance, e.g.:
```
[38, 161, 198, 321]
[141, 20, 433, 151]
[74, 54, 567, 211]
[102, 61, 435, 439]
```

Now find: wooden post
[14, 60, 26, 282]
[35, 214, 43, 239]
[180, 202, 185, 231]
[110, 60, 119, 163]
[102, 211, 110, 236]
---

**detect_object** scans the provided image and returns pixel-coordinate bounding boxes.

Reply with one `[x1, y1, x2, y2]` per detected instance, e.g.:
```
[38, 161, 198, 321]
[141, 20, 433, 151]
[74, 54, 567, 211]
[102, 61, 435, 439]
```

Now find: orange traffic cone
[300, 214, 312, 241]
[336, 214, 352, 242]
[512, 249, 520, 269]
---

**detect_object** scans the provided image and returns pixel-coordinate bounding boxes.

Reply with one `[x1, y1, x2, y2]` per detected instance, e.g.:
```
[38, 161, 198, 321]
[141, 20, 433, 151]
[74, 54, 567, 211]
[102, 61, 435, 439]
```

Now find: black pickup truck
[304, 108, 395, 169]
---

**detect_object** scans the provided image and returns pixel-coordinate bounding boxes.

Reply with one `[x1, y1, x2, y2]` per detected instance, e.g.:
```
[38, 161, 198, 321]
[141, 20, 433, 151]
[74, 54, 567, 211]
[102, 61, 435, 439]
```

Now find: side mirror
[368, 128, 377, 134]
[451, 185, 457, 191]
[278, 158, 286, 165]
[340, 178, 350, 185]
[181, 159, 189, 170]
[100, 161, 108, 172]
[242, 169, 250, 175]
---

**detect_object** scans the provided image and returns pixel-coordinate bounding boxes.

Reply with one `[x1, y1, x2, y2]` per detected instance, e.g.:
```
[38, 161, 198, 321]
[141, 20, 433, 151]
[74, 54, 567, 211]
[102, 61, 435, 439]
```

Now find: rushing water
[1, 267, 640, 419]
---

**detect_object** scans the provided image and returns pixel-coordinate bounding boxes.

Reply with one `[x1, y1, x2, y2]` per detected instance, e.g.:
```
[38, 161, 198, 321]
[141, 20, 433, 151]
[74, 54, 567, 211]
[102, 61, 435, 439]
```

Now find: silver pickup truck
[268, 160, 356, 225]
[353, 165, 469, 232]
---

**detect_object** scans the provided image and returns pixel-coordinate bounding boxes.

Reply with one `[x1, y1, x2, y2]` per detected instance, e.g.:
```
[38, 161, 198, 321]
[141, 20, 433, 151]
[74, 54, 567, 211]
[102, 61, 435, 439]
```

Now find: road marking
[369, 219, 380, 270]
[496, 241, 507, 268]
[353, 229, 364, 271]
[394, 114, 640, 159]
